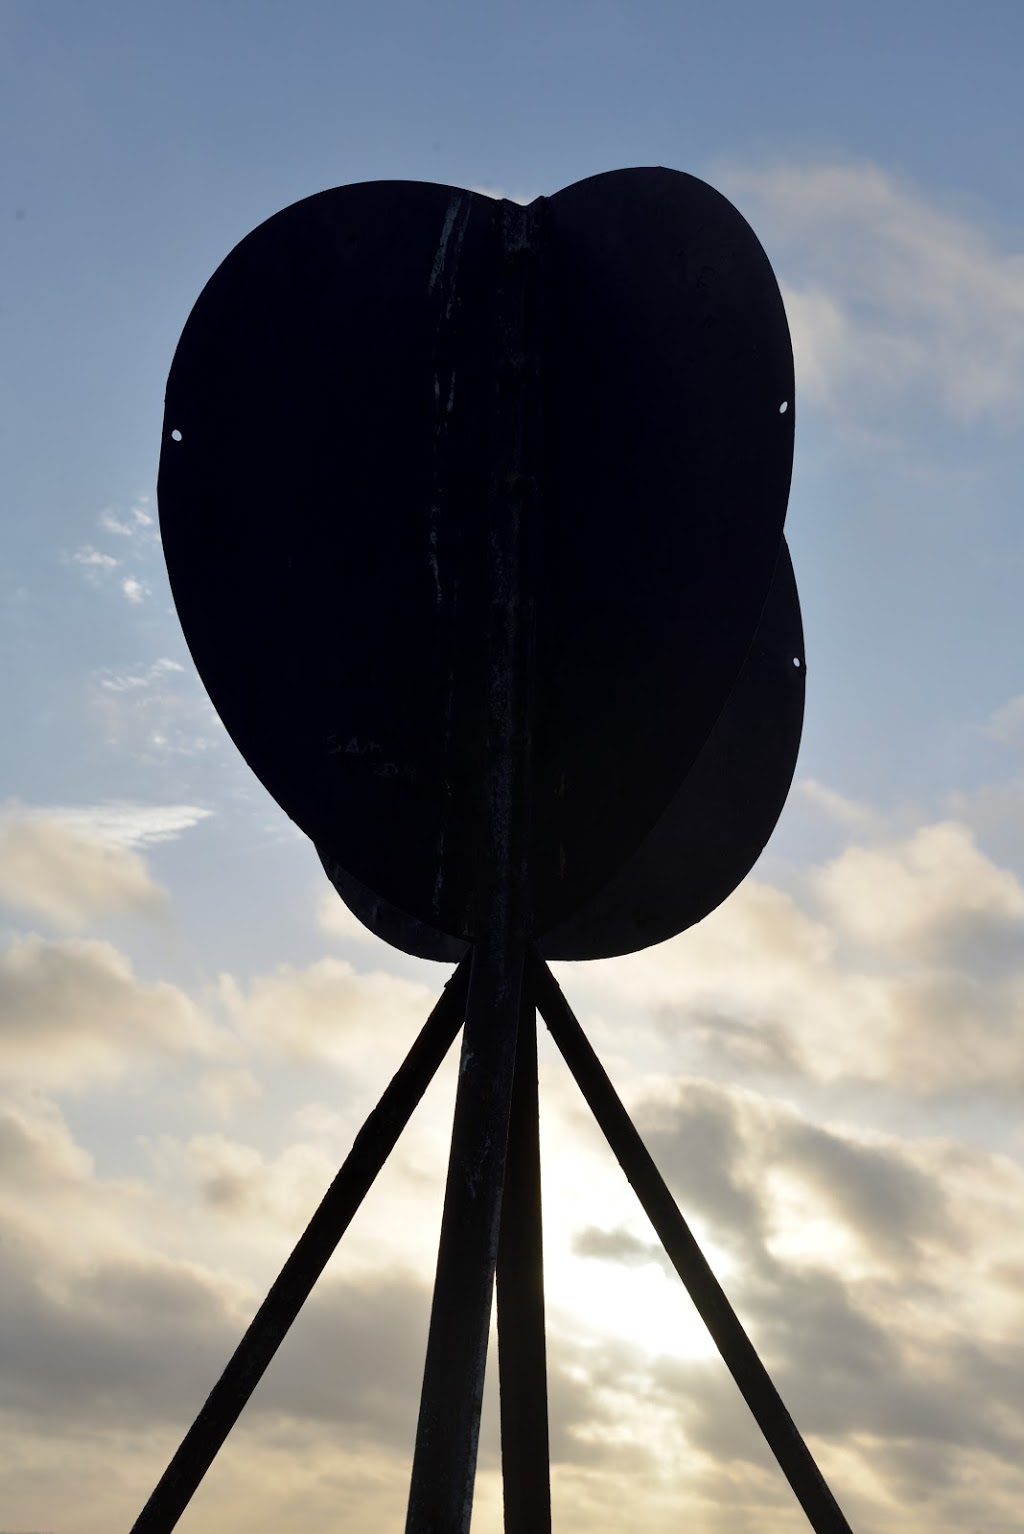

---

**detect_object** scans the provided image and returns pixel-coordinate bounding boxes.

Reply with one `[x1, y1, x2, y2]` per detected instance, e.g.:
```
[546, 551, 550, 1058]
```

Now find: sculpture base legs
[130, 950, 852, 1534]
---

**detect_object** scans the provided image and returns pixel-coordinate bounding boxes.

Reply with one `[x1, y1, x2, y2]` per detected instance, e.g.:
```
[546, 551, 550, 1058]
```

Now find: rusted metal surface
[130, 960, 470, 1534]
[530, 953, 854, 1534]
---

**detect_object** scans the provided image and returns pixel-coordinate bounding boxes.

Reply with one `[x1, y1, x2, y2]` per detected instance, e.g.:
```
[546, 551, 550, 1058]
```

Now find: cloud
[89, 659, 224, 762]
[221, 957, 437, 1070]
[986, 693, 1024, 749]
[24, 798, 211, 848]
[813, 820, 1024, 958]
[64, 498, 161, 612]
[0, 812, 167, 930]
[97, 657, 185, 694]
[0, 1087, 601, 1497]
[572, 1225, 667, 1269]
[561, 1072, 1024, 1526]
[796, 777, 873, 828]
[771, 1118, 952, 1263]
[0, 1218, 254, 1432]
[1, 782, 1022, 1528]
[0, 1179, 614, 1531]
[1, 1026, 1023, 1532]
[746, 1258, 1024, 1466]
[197, 1065, 264, 1119]
[0, 800, 210, 929]
[67, 543, 119, 576]
[570, 806, 1024, 1096]
[182, 1131, 339, 1223]
[723, 159, 1024, 426]
[945, 776, 1024, 876]
[0, 1097, 94, 1189]
[247, 1268, 433, 1444]
[571, 877, 833, 1018]
[638, 1081, 766, 1254]
[315, 885, 378, 946]
[630, 1075, 962, 1278]
[0, 934, 215, 1087]
[99, 501, 155, 537]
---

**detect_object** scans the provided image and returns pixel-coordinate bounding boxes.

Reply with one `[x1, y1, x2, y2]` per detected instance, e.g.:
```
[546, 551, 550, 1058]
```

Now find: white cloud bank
[571, 815, 1024, 1095]
[722, 159, 1024, 426]
[1, 786, 1023, 1530]
[0, 801, 210, 929]
[0, 934, 217, 1088]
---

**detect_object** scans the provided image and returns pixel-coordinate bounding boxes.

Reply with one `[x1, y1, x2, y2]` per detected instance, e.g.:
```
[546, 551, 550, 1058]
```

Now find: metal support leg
[496, 990, 552, 1534]
[530, 952, 854, 1534]
[405, 940, 526, 1534]
[131, 958, 471, 1534]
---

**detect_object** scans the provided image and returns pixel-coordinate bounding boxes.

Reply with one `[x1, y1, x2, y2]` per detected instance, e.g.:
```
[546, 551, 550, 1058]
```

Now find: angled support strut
[530, 951, 854, 1534]
[130, 959, 470, 1534]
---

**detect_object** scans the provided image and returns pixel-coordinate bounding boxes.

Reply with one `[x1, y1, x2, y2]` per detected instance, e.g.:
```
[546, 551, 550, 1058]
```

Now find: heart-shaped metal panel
[159, 169, 794, 943]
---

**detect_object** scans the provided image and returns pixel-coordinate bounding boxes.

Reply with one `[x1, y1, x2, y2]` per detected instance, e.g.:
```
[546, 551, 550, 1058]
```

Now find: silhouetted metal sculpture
[135, 168, 851, 1534]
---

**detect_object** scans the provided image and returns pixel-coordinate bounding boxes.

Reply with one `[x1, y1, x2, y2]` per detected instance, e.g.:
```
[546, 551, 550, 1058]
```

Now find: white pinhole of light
[793, 656, 802, 668]
[171, 428, 183, 442]
[779, 400, 789, 414]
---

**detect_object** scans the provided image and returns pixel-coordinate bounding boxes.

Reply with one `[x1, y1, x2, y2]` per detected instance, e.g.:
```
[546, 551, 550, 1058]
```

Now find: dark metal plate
[318, 543, 802, 961]
[539, 539, 805, 959]
[318, 848, 469, 964]
[158, 169, 794, 943]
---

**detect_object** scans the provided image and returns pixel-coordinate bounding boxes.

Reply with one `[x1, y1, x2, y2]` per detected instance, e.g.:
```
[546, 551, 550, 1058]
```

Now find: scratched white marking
[428, 516, 442, 605]
[428, 196, 463, 294]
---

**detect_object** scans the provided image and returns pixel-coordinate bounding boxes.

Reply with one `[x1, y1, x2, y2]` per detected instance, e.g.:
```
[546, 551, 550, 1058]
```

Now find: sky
[3, 1, 1024, 1530]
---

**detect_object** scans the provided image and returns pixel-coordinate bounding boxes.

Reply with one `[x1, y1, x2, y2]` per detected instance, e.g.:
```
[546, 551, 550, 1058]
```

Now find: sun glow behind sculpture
[550, 1238, 724, 1364]
[537, 1108, 725, 1365]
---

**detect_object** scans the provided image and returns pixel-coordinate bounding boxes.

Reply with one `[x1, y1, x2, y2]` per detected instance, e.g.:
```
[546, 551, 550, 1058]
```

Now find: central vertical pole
[405, 197, 545, 1534]
[405, 940, 525, 1534]
[496, 992, 551, 1533]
